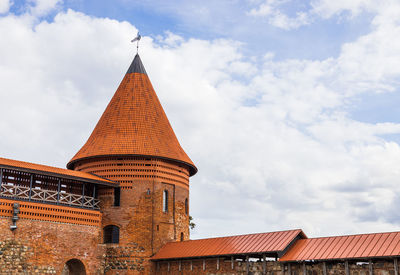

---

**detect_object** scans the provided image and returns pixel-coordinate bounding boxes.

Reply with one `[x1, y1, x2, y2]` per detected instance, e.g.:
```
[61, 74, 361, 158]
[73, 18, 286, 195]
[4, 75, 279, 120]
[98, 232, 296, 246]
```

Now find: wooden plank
[179, 260, 181, 271]
[369, 259, 373, 275]
[190, 260, 193, 271]
[394, 258, 398, 275]
[203, 259, 206, 271]
[303, 262, 307, 275]
[323, 262, 327, 275]
[263, 254, 266, 275]
[345, 261, 350, 275]
[288, 263, 292, 275]
[57, 180, 62, 204]
[29, 173, 33, 201]
[167, 262, 170, 272]
[217, 257, 220, 270]
[0, 168, 2, 187]
[231, 256, 234, 270]
[246, 256, 250, 275]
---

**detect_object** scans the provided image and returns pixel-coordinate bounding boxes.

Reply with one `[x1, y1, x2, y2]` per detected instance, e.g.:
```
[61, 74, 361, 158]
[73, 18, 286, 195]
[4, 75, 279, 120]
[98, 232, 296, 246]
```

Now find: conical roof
[67, 54, 197, 176]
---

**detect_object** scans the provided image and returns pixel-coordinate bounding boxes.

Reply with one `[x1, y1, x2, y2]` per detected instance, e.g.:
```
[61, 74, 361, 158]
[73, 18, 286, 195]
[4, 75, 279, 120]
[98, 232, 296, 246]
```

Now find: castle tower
[67, 54, 197, 274]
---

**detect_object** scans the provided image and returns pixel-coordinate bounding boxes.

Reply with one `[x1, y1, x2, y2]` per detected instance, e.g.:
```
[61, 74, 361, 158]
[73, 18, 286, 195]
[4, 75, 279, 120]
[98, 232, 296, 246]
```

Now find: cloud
[0, 0, 11, 14]
[1, 2, 400, 240]
[28, 0, 62, 16]
[248, 0, 311, 30]
[248, 0, 400, 30]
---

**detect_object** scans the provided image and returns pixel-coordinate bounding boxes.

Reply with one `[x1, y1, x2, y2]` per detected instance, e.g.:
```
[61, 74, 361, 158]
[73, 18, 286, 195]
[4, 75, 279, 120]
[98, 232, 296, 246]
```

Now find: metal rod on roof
[131, 33, 141, 54]
[395, 258, 399, 275]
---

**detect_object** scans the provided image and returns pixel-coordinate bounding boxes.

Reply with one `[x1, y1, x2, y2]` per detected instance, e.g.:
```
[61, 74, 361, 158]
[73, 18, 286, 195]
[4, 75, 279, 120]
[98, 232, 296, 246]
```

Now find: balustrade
[0, 184, 99, 209]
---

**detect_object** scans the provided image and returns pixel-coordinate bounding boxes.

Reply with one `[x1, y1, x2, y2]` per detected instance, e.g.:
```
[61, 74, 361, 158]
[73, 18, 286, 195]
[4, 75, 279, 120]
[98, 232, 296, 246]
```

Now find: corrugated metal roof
[0, 157, 116, 186]
[152, 229, 306, 260]
[280, 231, 400, 262]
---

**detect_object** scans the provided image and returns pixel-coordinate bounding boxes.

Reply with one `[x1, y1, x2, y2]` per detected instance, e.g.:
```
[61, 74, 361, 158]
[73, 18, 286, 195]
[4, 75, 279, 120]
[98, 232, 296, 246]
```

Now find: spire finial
[131, 32, 141, 54]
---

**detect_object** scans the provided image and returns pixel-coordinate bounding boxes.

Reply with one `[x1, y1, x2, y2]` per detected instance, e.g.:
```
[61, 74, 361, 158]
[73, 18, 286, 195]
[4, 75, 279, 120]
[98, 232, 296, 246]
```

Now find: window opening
[163, 190, 168, 212]
[114, 187, 120, 206]
[180, 232, 184, 241]
[103, 225, 120, 244]
[185, 198, 188, 215]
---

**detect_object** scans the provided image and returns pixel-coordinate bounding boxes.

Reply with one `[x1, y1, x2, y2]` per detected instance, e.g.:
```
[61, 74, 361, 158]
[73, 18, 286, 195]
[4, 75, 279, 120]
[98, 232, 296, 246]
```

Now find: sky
[1, 0, 400, 240]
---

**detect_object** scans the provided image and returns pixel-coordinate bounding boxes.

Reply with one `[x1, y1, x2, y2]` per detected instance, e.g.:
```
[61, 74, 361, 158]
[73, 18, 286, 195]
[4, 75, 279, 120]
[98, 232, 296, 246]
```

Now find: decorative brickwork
[0, 198, 101, 226]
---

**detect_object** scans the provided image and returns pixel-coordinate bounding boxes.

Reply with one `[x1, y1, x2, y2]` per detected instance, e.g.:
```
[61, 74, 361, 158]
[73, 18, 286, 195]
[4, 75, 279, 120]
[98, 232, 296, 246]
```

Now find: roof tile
[67, 55, 196, 175]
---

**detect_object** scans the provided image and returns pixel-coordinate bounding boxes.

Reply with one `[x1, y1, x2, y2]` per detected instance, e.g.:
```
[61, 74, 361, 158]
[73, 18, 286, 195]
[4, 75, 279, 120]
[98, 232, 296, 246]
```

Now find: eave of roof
[280, 230, 400, 262]
[152, 229, 306, 261]
[0, 157, 117, 186]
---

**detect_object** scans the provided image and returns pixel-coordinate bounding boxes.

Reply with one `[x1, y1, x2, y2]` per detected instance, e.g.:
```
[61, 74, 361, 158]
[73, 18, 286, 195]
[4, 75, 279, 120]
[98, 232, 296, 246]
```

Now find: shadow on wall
[61, 259, 86, 275]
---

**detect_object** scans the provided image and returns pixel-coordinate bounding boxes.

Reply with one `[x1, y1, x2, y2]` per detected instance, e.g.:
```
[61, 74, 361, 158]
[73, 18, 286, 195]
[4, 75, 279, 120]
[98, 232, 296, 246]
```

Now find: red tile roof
[67, 54, 197, 176]
[152, 229, 306, 260]
[0, 157, 115, 186]
[280, 231, 400, 262]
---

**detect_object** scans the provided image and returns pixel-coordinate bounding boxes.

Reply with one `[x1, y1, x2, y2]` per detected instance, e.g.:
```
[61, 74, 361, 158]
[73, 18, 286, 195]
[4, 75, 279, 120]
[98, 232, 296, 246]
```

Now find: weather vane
[131, 33, 141, 54]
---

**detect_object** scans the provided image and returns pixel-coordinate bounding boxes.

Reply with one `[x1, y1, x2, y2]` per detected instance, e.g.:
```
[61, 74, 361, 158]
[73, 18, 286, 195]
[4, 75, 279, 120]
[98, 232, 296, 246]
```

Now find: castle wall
[154, 258, 400, 275]
[0, 216, 103, 274]
[75, 156, 190, 275]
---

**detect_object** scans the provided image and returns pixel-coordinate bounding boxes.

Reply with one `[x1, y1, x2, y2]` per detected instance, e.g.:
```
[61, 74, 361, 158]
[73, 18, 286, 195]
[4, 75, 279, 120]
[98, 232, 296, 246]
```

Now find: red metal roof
[67, 54, 197, 176]
[280, 231, 400, 262]
[0, 157, 115, 186]
[152, 229, 306, 260]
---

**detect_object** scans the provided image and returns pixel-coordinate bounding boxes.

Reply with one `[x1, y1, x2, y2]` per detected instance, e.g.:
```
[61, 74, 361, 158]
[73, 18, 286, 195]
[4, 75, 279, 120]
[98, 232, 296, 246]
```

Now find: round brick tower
[67, 54, 197, 274]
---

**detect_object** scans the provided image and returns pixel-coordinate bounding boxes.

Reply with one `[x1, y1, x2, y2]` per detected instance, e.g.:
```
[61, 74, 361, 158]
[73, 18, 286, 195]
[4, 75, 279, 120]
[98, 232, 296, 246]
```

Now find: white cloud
[1, 3, 400, 240]
[0, 0, 11, 14]
[248, 0, 311, 30]
[28, 0, 62, 16]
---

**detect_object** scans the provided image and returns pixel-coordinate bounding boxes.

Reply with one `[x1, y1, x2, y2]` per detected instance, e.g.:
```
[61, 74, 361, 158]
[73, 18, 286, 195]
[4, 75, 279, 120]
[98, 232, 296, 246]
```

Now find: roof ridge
[176, 229, 304, 243]
[306, 230, 400, 240]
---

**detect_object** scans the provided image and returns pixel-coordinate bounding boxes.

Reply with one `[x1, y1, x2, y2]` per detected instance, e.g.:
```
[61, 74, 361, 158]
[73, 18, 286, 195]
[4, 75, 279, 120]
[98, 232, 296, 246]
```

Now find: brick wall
[0, 216, 103, 274]
[154, 258, 400, 275]
[76, 156, 190, 275]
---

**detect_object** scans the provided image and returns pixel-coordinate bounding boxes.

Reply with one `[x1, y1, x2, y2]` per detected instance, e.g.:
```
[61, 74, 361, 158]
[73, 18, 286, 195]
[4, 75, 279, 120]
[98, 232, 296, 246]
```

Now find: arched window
[185, 198, 188, 215]
[163, 190, 168, 213]
[180, 232, 184, 241]
[103, 225, 119, 244]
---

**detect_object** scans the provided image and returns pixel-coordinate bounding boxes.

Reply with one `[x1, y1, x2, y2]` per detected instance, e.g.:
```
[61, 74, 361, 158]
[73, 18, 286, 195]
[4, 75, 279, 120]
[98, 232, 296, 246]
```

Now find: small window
[163, 190, 168, 212]
[180, 232, 184, 241]
[185, 198, 188, 215]
[103, 225, 119, 244]
[114, 187, 120, 206]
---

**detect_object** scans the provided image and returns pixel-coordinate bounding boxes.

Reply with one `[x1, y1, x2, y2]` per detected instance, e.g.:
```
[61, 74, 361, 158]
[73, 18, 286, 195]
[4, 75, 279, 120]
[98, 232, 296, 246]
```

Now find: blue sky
[1, 0, 400, 239]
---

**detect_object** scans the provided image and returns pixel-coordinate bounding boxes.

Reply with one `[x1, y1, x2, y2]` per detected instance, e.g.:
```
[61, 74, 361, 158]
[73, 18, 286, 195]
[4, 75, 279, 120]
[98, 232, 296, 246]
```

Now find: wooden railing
[0, 184, 99, 209]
